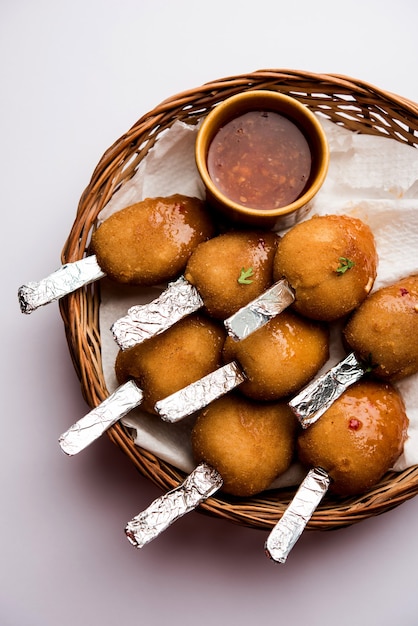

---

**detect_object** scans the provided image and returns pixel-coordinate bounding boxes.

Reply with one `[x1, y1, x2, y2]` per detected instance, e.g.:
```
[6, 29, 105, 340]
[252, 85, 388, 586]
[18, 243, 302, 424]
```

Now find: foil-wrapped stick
[289, 352, 366, 428]
[125, 463, 224, 548]
[155, 361, 246, 422]
[59, 380, 144, 455]
[265, 467, 330, 563]
[18, 194, 214, 314]
[111, 276, 204, 350]
[223, 278, 295, 341]
[18, 256, 106, 314]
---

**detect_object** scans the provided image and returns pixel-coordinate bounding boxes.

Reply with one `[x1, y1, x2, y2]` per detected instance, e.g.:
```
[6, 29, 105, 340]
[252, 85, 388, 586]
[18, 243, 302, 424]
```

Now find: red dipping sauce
[207, 110, 312, 211]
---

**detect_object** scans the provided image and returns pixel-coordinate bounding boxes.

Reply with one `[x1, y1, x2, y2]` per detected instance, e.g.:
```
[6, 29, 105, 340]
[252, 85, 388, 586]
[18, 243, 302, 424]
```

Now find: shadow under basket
[59, 69, 418, 533]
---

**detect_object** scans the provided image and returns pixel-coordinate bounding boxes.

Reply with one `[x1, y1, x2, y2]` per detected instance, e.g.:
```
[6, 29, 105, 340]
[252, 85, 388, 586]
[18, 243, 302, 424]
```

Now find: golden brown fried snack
[273, 214, 378, 321]
[222, 310, 329, 400]
[91, 195, 214, 286]
[115, 314, 225, 413]
[192, 394, 298, 497]
[184, 230, 279, 318]
[297, 380, 408, 496]
[344, 275, 418, 381]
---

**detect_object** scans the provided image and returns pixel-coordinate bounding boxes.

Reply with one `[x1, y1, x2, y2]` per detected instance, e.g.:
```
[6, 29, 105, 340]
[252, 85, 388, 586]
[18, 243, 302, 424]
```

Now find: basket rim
[59, 69, 418, 532]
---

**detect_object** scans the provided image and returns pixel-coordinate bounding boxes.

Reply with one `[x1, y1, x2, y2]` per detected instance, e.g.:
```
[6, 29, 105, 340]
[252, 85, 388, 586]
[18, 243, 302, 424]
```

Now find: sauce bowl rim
[195, 89, 330, 220]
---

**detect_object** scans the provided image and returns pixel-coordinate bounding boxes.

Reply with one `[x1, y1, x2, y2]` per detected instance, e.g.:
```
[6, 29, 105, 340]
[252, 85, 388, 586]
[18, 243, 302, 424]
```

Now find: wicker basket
[59, 69, 418, 532]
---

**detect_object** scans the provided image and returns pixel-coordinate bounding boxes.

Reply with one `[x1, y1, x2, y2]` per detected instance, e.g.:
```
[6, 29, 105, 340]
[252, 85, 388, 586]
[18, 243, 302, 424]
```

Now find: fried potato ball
[184, 230, 279, 318]
[115, 314, 225, 413]
[344, 275, 418, 381]
[91, 195, 214, 286]
[297, 380, 408, 496]
[273, 214, 378, 321]
[222, 310, 329, 400]
[192, 394, 298, 497]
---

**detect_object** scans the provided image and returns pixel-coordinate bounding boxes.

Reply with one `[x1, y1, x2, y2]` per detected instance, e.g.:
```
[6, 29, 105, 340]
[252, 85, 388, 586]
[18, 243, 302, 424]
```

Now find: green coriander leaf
[337, 257, 355, 274]
[238, 267, 254, 284]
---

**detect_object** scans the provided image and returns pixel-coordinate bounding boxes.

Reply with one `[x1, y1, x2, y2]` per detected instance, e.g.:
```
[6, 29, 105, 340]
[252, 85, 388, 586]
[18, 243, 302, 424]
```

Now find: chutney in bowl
[195, 90, 329, 230]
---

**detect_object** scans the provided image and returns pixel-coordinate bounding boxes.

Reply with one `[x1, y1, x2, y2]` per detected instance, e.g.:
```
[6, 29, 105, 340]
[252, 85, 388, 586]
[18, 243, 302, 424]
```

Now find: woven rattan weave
[59, 70, 418, 532]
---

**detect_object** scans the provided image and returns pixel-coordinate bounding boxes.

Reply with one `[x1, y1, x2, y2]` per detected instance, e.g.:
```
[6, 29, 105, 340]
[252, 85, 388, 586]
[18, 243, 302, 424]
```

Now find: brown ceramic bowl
[195, 90, 329, 230]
